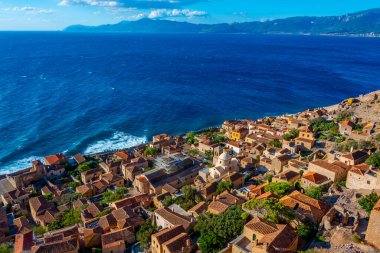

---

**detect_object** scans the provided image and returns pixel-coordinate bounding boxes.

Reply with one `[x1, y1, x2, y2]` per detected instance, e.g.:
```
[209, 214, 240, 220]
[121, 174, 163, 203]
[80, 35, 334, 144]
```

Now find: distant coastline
[64, 8, 380, 37]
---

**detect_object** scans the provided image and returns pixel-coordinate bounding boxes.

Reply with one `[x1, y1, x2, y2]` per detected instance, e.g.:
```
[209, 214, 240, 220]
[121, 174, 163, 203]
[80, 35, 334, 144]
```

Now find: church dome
[219, 151, 231, 161]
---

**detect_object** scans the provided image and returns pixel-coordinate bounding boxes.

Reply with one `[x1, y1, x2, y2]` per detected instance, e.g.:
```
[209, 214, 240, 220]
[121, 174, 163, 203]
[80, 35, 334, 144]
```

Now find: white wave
[0, 155, 44, 175]
[83, 131, 147, 154]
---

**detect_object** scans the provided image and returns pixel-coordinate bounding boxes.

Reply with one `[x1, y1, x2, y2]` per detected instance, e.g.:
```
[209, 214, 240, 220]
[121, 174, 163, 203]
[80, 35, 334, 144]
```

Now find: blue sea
[1, 32, 380, 174]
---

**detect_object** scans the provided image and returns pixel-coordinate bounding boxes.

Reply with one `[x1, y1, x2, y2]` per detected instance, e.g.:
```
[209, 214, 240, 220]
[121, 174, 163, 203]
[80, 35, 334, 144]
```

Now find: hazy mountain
[64, 8, 380, 35]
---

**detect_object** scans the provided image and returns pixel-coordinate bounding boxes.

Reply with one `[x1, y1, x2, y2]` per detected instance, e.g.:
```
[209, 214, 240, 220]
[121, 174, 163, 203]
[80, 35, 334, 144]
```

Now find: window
[252, 234, 257, 240]
[367, 181, 371, 185]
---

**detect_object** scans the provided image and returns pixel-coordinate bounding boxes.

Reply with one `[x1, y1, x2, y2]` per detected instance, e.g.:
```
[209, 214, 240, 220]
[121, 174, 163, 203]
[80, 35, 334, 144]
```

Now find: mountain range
[64, 8, 380, 36]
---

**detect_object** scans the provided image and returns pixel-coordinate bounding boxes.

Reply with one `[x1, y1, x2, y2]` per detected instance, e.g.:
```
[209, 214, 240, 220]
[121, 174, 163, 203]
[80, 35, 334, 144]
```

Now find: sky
[0, 0, 379, 30]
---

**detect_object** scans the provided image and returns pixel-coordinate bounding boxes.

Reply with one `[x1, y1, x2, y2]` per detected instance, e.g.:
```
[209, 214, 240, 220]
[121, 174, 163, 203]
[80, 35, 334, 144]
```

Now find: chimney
[350, 145, 354, 153]
[186, 239, 191, 247]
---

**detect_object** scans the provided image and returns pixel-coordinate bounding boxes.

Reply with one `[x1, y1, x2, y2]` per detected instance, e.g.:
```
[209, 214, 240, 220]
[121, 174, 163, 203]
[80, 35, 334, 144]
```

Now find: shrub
[358, 192, 380, 215]
[366, 152, 380, 168]
[283, 129, 300, 141]
[216, 180, 233, 195]
[264, 182, 292, 197]
[304, 186, 324, 200]
[136, 219, 158, 249]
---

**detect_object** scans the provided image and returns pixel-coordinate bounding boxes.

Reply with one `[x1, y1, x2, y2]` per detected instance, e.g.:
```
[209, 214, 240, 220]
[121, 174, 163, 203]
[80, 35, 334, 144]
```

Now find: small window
[367, 181, 371, 185]
[252, 234, 257, 240]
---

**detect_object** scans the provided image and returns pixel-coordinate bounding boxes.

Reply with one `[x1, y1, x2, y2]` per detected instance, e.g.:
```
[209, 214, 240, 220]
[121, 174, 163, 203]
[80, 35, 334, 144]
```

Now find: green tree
[244, 198, 294, 224]
[77, 161, 98, 172]
[0, 244, 12, 253]
[366, 152, 380, 168]
[264, 182, 292, 197]
[358, 192, 380, 215]
[186, 132, 197, 144]
[162, 196, 175, 207]
[103, 187, 128, 203]
[32, 225, 47, 236]
[182, 185, 196, 201]
[44, 193, 54, 201]
[283, 129, 300, 141]
[48, 209, 81, 231]
[136, 219, 158, 249]
[198, 231, 221, 253]
[189, 149, 199, 156]
[304, 186, 324, 200]
[143, 146, 160, 156]
[216, 180, 233, 195]
[205, 150, 213, 159]
[268, 139, 282, 148]
[297, 221, 317, 239]
[212, 135, 225, 144]
[67, 181, 81, 191]
[57, 193, 79, 206]
[195, 206, 247, 253]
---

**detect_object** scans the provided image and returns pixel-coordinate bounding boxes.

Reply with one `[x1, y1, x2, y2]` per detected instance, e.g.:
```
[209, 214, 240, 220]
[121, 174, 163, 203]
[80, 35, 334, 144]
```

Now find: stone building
[366, 199, 380, 250]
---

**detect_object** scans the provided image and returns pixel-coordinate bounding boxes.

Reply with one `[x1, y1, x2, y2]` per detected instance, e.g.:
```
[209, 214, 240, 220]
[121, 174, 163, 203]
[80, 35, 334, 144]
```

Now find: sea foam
[0, 156, 44, 175]
[83, 131, 147, 154]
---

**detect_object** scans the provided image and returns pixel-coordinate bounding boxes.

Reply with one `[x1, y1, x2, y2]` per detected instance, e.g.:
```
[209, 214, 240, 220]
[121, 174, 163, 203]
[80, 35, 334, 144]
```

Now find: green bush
[103, 187, 128, 203]
[264, 182, 292, 197]
[195, 206, 247, 253]
[358, 192, 380, 215]
[366, 152, 380, 168]
[216, 180, 233, 195]
[304, 186, 324, 200]
[283, 129, 300, 141]
[244, 198, 294, 224]
[136, 219, 158, 249]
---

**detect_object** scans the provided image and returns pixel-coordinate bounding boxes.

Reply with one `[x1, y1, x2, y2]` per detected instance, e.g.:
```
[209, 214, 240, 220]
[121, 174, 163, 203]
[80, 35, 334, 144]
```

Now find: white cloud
[147, 8, 207, 18]
[2, 7, 55, 14]
[59, 0, 119, 7]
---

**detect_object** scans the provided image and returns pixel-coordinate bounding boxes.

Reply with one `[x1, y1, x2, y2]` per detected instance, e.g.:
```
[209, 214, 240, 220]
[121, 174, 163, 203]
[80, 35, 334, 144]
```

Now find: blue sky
[0, 0, 379, 30]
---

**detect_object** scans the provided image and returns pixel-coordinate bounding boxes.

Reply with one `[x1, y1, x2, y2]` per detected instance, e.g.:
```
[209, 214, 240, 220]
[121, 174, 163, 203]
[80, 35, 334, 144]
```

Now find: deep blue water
[1, 32, 380, 173]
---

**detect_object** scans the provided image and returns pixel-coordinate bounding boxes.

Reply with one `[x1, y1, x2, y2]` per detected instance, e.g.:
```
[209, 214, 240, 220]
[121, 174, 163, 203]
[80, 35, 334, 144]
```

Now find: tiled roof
[274, 169, 299, 181]
[98, 214, 117, 230]
[350, 163, 371, 175]
[29, 196, 50, 214]
[152, 225, 185, 244]
[207, 200, 230, 214]
[101, 226, 134, 246]
[162, 183, 177, 194]
[341, 150, 368, 161]
[187, 201, 207, 215]
[247, 183, 268, 197]
[341, 120, 354, 127]
[280, 190, 330, 222]
[44, 153, 65, 166]
[73, 154, 86, 164]
[310, 159, 345, 173]
[162, 233, 193, 252]
[155, 207, 194, 231]
[302, 171, 328, 184]
[114, 151, 131, 160]
[14, 231, 33, 253]
[31, 239, 77, 253]
[256, 191, 278, 200]
[245, 216, 298, 252]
